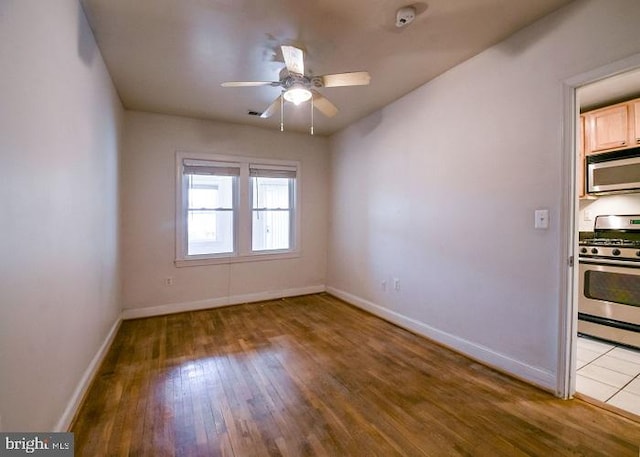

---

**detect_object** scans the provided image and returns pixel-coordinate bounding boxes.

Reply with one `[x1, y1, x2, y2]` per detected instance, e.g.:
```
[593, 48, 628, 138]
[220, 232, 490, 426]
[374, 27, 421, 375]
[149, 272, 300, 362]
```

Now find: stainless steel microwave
[587, 148, 640, 194]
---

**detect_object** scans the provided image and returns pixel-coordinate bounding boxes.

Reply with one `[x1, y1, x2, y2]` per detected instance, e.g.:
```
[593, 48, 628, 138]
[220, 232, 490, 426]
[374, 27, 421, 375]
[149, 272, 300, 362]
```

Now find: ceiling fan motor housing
[278, 67, 320, 89]
[282, 74, 313, 90]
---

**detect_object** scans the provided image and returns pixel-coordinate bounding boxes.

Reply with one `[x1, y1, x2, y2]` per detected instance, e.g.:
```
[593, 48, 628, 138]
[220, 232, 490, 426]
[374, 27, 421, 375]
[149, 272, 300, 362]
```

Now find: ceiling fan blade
[281, 45, 304, 75]
[318, 72, 371, 88]
[260, 95, 282, 119]
[311, 90, 338, 118]
[221, 81, 278, 87]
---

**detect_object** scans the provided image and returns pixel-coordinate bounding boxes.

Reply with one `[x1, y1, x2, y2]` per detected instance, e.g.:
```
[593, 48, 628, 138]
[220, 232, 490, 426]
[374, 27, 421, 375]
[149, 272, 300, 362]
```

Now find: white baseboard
[53, 285, 324, 432]
[121, 285, 326, 320]
[326, 286, 557, 392]
[55, 316, 122, 432]
[54, 285, 555, 433]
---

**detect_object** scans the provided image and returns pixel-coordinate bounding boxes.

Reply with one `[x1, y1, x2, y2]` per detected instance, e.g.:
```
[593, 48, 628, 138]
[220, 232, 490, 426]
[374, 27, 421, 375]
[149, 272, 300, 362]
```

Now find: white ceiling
[81, 0, 574, 136]
[579, 68, 640, 111]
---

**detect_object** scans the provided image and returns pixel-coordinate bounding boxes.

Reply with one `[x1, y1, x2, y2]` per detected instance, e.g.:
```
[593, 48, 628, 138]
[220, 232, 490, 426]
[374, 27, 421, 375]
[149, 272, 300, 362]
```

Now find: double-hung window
[250, 165, 296, 252]
[182, 159, 238, 256]
[176, 153, 299, 265]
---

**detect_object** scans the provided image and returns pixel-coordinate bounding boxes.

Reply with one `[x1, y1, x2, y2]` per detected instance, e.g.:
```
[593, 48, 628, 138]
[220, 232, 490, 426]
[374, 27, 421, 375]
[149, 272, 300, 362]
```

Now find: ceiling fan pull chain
[280, 93, 284, 132]
[310, 96, 314, 135]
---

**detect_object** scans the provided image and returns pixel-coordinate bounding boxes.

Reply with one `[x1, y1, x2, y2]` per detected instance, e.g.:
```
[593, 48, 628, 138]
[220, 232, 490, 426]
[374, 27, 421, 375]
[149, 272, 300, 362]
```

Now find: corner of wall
[55, 316, 122, 432]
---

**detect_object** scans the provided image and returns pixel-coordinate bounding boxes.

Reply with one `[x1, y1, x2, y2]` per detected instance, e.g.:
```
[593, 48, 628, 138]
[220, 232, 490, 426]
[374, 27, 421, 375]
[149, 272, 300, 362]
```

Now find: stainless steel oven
[578, 215, 640, 349]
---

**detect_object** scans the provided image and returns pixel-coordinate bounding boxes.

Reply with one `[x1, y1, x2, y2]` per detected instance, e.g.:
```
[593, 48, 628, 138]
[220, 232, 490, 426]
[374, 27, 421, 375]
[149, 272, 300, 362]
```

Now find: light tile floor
[576, 335, 640, 416]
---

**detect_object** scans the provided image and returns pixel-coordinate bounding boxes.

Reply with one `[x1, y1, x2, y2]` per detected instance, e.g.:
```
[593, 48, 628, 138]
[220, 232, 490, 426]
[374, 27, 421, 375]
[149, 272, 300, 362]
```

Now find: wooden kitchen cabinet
[580, 96, 640, 196]
[584, 103, 631, 154]
[633, 99, 640, 147]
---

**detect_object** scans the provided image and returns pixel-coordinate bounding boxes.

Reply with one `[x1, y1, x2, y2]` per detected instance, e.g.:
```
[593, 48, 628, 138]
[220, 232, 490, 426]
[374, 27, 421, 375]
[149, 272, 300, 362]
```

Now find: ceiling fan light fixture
[283, 84, 312, 105]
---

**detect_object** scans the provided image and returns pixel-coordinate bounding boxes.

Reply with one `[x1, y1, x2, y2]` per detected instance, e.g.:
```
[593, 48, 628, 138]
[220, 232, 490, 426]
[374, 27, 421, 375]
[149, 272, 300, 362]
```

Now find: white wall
[121, 112, 329, 314]
[579, 195, 640, 231]
[327, 0, 640, 391]
[0, 1, 123, 431]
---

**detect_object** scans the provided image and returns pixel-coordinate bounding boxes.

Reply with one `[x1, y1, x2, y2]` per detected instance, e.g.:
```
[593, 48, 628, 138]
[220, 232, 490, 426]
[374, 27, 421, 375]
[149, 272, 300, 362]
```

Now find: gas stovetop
[579, 238, 640, 247]
[580, 215, 640, 261]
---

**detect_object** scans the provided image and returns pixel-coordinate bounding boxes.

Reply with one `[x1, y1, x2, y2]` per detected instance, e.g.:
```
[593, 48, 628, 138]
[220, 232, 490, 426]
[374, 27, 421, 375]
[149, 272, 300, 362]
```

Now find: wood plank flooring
[72, 293, 640, 456]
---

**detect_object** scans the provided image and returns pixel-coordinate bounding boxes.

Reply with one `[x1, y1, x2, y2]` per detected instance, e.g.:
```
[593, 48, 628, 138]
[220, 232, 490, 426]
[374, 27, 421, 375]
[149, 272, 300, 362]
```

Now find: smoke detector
[396, 6, 416, 28]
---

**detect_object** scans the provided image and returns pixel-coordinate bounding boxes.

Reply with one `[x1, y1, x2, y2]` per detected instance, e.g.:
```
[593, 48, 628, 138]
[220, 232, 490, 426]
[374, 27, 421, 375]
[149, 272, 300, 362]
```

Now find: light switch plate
[535, 209, 549, 229]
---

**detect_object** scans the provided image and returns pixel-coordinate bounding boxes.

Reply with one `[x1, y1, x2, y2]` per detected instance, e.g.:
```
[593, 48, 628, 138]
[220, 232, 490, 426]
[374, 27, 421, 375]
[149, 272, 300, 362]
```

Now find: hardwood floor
[72, 293, 640, 456]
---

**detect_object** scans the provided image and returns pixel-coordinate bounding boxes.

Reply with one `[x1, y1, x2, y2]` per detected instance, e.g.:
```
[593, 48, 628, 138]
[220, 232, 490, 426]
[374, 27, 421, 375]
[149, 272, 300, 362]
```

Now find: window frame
[175, 151, 301, 267]
[250, 166, 297, 253]
[185, 172, 236, 256]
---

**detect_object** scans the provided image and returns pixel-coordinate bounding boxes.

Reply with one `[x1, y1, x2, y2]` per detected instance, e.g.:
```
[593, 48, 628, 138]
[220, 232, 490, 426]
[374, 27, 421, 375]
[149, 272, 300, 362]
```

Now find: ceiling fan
[221, 45, 371, 133]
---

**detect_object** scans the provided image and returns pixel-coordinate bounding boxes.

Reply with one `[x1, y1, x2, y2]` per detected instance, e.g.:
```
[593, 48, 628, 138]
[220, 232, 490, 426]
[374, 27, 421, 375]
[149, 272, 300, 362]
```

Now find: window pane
[188, 210, 234, 255]
[189, 188, 218, 209]
[252, 177, 290, 209]
[188, 210, 217, 241]
[252, 210, 290, 251]
[189, 175, 234, 208]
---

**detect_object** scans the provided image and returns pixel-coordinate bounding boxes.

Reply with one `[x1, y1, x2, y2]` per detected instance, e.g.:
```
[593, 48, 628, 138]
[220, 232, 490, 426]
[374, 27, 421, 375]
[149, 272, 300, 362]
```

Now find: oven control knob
[637, 250, 640, 257]
[580, 247, 588, 254]
[591, 248, 598, 254]
[612, 248, 621, 256]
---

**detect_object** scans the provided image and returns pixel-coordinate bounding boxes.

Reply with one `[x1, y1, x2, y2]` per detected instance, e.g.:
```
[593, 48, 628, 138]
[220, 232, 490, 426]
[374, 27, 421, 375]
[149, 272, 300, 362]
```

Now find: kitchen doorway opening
[561, 54, 640, 417]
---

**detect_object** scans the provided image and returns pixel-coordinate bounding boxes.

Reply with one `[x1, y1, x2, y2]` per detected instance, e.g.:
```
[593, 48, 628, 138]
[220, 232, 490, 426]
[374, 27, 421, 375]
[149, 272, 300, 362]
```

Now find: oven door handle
[579, 257, 640, 268]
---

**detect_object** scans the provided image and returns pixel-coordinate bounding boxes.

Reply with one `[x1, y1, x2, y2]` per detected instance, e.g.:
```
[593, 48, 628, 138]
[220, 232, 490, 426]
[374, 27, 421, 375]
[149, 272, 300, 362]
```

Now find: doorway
[562, 57, 640, 417]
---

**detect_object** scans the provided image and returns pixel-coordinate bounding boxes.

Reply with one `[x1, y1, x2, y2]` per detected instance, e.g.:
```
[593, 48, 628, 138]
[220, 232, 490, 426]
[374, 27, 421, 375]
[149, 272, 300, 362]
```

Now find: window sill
[174, 250, 300, 267]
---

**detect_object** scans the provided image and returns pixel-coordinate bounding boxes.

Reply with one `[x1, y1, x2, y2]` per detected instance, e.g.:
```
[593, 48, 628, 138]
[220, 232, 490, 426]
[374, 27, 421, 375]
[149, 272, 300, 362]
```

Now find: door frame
[558, 52, 640, 399]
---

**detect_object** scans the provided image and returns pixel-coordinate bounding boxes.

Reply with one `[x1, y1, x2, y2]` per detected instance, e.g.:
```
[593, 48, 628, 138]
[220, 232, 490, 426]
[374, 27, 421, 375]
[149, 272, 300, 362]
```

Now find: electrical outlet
[393, 278, 400, 291]
[164, 277, 174, 286]
[381, 280, 387, 291]
[584, 210, 592, 221]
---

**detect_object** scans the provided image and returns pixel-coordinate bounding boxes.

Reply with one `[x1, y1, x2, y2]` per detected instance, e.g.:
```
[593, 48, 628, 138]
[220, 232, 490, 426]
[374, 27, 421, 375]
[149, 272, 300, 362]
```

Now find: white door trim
[558, 52, 640, 399]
